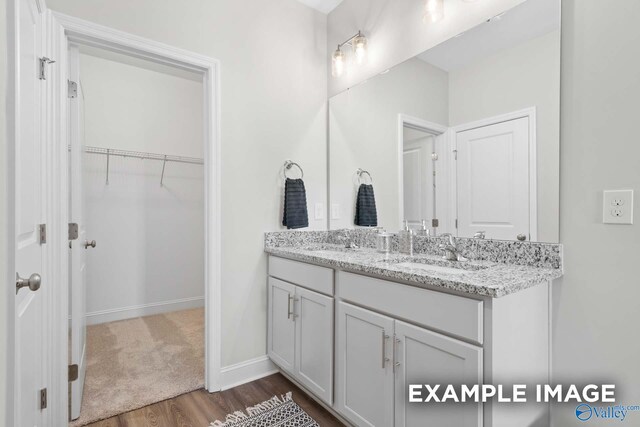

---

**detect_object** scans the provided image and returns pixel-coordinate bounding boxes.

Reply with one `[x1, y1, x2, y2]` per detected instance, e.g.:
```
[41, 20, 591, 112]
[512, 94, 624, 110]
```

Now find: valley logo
[575, 403, 640, 422]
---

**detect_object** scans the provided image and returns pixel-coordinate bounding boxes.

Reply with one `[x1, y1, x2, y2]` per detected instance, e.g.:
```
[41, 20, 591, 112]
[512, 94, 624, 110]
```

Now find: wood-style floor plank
[82, 373, 344, 427]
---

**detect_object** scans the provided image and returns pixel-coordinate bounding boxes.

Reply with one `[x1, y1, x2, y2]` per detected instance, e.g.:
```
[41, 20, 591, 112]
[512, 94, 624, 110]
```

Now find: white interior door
[68, 44, 88, 420]
[403, 137, 435, 228]
[456, 117, 530, 240]
[14, 0, 46, 424]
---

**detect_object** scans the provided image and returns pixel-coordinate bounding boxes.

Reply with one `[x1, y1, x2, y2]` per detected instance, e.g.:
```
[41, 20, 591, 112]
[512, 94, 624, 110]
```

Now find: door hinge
[69, 364, 79, 382]
[38, 224, 46, 244]
[453, 149, 458, 160]
[68, 223, 79, 240]
[39, 57, 55, 80]
[68, 80, 78, 98]
[40, 388, 47, 410]
[432, 218, 439, 228]
[455, 219, 458, 229]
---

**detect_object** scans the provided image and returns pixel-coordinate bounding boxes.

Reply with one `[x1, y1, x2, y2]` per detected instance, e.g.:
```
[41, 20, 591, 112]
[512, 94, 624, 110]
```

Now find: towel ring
[284, 160, 304, 179]
[357, 168, 373, 184]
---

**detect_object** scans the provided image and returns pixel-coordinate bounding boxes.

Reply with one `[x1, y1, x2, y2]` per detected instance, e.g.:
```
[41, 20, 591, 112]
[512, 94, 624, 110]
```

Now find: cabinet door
[336, 302, 394, 427]
[394, 320, 483, 427]
[268, 277, 296, 372]
[294, 287, 334, 405]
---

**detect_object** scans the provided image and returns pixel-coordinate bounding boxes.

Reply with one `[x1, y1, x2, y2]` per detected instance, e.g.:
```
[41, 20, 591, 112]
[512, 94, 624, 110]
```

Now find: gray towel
[283, 178, 309, 229]
[354, 184, 377, 227]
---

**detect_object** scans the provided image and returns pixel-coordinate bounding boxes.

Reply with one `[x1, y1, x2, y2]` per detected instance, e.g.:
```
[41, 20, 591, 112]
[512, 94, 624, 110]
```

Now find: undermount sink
[302, 245, 360, 254]
[379, 256, 488, 275]
[392, 262, 471, 275]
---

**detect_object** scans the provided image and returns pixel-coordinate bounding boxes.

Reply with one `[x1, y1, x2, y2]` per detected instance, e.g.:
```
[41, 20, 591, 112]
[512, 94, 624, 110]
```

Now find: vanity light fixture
[332, 48, 346, 77]
[331, 30, 368, 77]
[424, 0, 445, 23]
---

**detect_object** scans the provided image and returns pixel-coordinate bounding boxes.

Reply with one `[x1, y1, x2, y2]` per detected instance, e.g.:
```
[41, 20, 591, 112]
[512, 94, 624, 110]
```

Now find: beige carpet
[70, 307, 204, 426]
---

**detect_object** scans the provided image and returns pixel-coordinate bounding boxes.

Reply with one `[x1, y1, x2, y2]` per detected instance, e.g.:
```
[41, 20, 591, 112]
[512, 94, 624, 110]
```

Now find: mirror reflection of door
[403, 126, 436, 231]
[455, 115, 532, 241]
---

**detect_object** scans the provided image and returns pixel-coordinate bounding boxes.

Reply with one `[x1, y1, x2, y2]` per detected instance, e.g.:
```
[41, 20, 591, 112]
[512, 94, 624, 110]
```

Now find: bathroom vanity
[265, 231, 563, 427]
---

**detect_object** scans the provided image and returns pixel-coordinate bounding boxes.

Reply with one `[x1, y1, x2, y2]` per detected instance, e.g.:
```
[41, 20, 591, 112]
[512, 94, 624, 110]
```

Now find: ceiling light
[332, 47, 346, 77]
[424, 0, 444, 23]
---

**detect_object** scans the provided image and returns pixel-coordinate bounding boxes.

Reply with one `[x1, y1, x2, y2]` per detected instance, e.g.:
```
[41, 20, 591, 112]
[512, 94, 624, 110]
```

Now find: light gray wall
[46, 0, 328, 366]
[79, 54, 205, 322]
[0, 0, 8, 422]
[329, 57, 448, 230]
[552, 0, 640, 425]
[327, 0, 526, 96]
[449, 29, 560, 242]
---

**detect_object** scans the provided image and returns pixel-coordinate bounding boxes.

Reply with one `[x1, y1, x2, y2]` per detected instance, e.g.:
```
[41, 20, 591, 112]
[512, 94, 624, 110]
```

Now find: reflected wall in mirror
[329, 0, 560, 243]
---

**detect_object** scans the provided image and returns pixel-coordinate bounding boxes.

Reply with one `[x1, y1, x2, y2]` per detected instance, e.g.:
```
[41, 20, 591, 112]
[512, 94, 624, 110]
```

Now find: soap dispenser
[416, 219, 430, 237]
[398, 220, 414, 255]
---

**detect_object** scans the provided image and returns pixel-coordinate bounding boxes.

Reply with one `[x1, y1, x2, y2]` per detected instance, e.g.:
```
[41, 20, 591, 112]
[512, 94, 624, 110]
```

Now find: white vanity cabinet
[335, 301, 483, 427]
[267, 257, 334, 405]
[335, 302, 395, 427]
[267, 255, 551, 427]
[393, 320, 482, 427]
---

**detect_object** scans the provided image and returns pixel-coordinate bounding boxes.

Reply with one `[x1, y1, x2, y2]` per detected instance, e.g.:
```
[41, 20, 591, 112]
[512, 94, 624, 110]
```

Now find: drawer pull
[287, 294, 299, 320]
[382, 331, 390, 368]
[393, 336, 401, 373]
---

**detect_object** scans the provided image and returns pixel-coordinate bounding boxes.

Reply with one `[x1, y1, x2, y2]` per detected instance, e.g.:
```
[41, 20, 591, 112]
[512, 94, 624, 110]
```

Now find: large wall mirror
[329, 0, 560, 242]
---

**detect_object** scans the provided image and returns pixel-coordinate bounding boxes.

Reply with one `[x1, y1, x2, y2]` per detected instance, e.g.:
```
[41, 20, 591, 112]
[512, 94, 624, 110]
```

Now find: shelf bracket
[105, 149, 110, 185]
[160, 155, 167, 187]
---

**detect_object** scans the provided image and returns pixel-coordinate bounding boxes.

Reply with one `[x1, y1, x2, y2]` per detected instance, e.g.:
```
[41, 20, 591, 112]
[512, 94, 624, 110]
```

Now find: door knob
[516, 234, 527, 241]
[16, 272, 41, 293]
[84, 240, 97, 249]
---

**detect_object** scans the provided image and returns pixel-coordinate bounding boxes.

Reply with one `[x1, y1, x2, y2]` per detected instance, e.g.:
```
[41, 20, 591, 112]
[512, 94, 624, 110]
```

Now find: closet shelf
[83, 146, 203, 186]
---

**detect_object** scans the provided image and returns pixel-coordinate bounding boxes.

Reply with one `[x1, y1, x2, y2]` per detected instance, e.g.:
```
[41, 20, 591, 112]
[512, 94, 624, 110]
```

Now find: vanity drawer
[337, 271, 483, 344]
[268, 256, 334, 296]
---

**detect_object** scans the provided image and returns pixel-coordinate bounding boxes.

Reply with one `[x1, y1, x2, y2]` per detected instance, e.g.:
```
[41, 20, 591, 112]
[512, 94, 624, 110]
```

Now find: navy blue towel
[354, 183, 377, 227]
[283, 178, 309, 229]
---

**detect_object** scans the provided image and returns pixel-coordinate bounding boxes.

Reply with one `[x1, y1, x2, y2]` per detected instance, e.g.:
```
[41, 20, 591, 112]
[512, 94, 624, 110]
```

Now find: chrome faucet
[438, 233, 467, 262]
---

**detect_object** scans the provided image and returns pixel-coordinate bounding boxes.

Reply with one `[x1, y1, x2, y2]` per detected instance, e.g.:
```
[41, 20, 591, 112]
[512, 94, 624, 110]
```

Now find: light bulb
[332, 47, 345, 77]
[352, 33, 368, 65]
[424, 0, 444, 23]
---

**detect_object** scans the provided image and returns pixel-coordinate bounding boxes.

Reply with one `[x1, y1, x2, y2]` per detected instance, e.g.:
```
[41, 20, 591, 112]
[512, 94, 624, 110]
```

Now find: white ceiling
[418, 0, 560, 71]
[295, 0, 344, 14]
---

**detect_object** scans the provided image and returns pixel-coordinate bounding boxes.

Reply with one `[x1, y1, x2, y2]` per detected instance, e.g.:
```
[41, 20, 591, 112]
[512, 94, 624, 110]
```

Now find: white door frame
[397, 114, 451, 232]
[47, 12, 221, 425]
[451, 107, 537, 241]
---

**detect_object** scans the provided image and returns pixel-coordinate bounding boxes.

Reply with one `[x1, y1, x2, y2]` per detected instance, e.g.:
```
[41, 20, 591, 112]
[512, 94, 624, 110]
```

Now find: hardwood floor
[83, 373, 344, 427]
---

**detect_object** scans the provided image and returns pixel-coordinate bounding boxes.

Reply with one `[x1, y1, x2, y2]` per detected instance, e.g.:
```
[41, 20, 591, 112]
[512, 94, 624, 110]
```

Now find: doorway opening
[66, 42, 208, 425]
[397, 114, 451, 235]
[46, 13, 221, 426]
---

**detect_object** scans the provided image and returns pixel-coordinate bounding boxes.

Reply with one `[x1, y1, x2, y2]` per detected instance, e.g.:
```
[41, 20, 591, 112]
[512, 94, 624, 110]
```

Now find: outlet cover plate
[603, 189, 634, 224]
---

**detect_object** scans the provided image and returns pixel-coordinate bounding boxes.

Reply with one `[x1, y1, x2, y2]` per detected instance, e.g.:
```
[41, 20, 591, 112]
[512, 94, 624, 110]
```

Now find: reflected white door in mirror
[455, 109, 536, 241]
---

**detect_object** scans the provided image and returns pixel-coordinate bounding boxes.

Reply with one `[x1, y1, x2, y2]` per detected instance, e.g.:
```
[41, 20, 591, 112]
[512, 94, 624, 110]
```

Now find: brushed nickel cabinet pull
[382, 331, 390, 368]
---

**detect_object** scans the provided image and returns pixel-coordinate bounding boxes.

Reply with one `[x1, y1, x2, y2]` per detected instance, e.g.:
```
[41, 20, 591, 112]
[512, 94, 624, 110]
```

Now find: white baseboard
[85, 296, 205, 325]
[220, 355, 279, 391]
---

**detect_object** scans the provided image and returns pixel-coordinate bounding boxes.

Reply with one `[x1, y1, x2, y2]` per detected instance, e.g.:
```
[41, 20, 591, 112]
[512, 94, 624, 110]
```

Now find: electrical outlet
[603, 190, 634, 224]
[314, 203, 324, 220]
[331, 203, 341, 220]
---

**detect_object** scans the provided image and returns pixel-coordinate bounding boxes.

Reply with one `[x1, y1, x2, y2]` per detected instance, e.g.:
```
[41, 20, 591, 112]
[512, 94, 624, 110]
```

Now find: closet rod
[84, 146, 204, 165]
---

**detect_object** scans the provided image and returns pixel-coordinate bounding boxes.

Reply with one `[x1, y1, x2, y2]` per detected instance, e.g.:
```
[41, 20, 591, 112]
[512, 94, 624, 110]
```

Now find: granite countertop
[265, 243, 563, 298]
